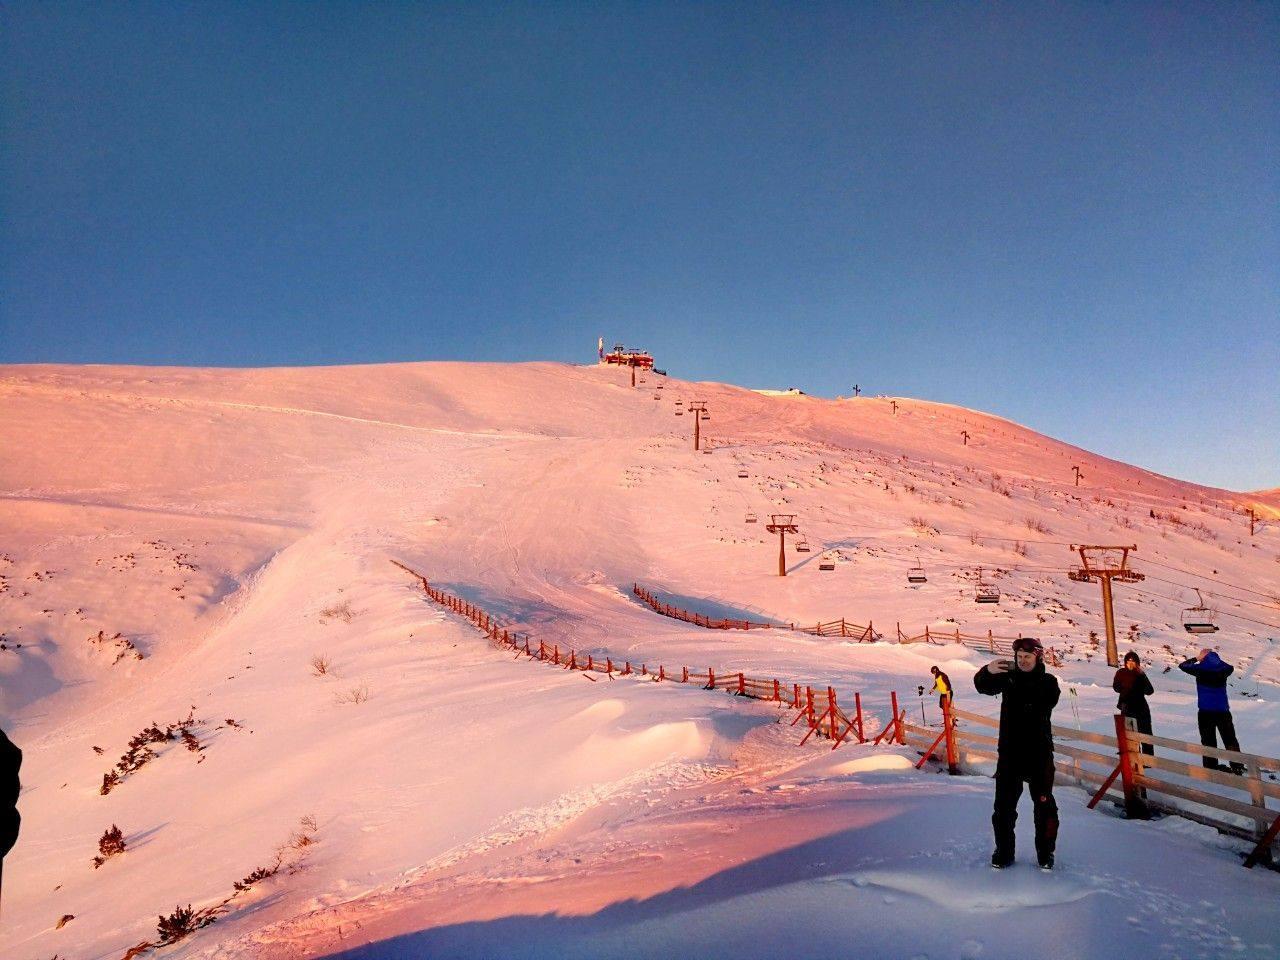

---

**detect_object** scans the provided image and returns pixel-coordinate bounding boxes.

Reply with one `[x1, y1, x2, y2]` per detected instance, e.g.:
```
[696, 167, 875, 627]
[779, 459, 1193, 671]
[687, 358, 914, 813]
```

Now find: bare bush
[1024, 517, 1051, 534]
[310, 654, 332, 677]
[910, 516, 938, 536]
[1011, 540, 1029, 557]
[320, 600, 354, 623]
[335, 683, 369, 705]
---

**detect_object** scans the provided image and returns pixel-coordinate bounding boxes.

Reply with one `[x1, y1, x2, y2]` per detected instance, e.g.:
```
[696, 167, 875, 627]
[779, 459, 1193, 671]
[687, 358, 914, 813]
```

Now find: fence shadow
[630, 587, 785, 627]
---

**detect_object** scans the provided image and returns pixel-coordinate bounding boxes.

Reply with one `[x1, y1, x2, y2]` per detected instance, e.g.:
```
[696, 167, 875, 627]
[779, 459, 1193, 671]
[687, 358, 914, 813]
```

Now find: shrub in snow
[233, 865, 278, 892]
[320, 599, 355, 622]
[335, 683, 369, 705]
[156, 904, 217, 944]
[92, 824, 126, 868]
[99, 710, 206, 794]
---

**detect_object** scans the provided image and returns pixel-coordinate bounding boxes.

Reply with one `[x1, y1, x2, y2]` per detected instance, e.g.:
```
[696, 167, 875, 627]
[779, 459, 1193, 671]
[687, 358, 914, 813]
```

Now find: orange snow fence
[391, 560, 903, 750]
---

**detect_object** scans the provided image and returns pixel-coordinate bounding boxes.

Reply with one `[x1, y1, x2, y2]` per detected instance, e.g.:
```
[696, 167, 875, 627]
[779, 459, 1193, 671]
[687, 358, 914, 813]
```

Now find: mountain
[2, 361, 1277, 960]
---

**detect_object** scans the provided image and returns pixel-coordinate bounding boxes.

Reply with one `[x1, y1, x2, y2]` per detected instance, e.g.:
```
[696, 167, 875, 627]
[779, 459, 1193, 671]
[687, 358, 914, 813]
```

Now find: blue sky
[2, 2, 1276, 490]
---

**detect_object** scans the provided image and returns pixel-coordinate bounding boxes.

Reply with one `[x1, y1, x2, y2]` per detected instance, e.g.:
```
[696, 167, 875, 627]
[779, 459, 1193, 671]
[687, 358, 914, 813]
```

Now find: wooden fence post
[1114, 714, 1148, 819]
[943, 698, 958, 774]
[738, 672, 745, 696]
[854, 692, 864, 743]
[828, 687, 838, 740]
[890, 691, 902, 744]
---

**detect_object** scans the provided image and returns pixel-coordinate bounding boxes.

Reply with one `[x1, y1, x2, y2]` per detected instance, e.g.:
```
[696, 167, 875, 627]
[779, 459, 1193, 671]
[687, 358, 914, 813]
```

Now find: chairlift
[907, 566, 928, 584]
[1182, 589, 1219, 634]
[675, 410, 684, 416]
[795, 537, 811, 553]
[700, 412, 710, 421]
[737, 469, 749, 479]
[974, 567, 1000, 604]
[745, 511, 758, 524]
[818, 562, 836, 572]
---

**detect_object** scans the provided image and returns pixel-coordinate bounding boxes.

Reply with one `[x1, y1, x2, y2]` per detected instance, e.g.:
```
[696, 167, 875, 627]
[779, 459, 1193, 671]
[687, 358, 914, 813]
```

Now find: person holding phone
[974, 636, 1061, 869]
[1113, 651, 1155, 756]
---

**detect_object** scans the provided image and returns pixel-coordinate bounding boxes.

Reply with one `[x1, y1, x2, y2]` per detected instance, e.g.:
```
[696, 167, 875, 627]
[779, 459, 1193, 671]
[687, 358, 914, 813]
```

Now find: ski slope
[1, 360, 1277, 960]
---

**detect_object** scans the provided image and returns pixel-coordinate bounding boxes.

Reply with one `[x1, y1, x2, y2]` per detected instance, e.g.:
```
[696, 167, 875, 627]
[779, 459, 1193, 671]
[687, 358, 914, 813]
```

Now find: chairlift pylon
[1181, 589, 1219, 634]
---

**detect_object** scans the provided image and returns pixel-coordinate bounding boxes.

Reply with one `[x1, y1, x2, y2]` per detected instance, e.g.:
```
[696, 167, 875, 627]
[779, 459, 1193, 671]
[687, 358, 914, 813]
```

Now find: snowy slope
[1, 361, 1277, 960]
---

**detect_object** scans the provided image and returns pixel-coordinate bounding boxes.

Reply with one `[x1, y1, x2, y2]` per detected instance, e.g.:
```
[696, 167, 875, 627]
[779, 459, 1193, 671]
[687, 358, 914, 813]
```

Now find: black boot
[1038, 853, 1054, 870]
[991, 847, 1014, 869]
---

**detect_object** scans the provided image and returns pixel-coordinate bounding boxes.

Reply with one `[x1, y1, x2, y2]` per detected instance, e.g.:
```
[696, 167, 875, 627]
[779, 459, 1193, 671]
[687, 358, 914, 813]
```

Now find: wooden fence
[901, 704, 1280, 869]
[632, 583, 879, 641]
[394, 561, 906, 749]
[631, 583, 1064, 658]
[896, 623, 1062, 665]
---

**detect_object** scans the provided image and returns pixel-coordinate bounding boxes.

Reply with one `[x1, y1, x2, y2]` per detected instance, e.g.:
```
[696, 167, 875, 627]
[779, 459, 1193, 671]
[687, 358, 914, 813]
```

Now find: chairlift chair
[675, 410, 684, 416]
[795, 537, 811, 553]
[907, 566, 928, 584]
[745, 511, 758, 524]
[974, 567, 1000, 604]
[737, 469, 749, 478]
[818, 562, 836, 572]
[1182, 589, 1219, 634]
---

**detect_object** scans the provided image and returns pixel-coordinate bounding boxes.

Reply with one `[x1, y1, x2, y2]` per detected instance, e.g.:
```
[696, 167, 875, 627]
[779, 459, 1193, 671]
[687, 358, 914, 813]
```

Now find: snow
[0, 360, 1277, 960]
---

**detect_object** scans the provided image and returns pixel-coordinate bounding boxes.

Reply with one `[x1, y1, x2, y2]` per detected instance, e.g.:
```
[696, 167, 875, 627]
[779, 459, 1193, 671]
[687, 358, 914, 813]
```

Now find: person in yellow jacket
[930, 665, 953, 712]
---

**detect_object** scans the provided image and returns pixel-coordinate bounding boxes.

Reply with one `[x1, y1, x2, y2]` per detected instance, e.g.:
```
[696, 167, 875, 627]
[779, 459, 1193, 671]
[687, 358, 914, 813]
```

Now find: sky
[1, 2, 1276, 491]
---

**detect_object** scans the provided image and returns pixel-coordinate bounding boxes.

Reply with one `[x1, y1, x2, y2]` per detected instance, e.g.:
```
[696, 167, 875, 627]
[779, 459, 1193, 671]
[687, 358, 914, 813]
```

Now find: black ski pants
[993, 757, 1058, 862]
[1196, 710, 1242, 770]
[1121, 705, 1154, 756]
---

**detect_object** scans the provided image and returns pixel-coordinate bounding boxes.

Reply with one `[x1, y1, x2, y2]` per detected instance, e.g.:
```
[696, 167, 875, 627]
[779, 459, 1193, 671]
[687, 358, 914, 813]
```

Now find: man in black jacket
[974, 636, 1061, 869]
[1, 724, 20, 895]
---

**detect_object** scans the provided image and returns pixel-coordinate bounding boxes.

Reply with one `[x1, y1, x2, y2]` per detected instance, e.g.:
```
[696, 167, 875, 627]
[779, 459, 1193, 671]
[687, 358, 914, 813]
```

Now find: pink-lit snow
[1, 361, 1277, 960]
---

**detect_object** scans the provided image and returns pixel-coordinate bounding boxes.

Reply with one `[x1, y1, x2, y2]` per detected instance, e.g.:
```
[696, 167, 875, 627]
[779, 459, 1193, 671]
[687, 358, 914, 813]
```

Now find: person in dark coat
[974, 636, 1061, 869]
[0, 725, 20, 862]
[1179, 648, 1245, 773]
[1113, 651, 1155, 756]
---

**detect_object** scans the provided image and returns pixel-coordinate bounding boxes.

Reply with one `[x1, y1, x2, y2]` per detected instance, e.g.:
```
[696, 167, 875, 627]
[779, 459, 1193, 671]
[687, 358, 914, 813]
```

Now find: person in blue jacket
[1179, 648, 1245, 774]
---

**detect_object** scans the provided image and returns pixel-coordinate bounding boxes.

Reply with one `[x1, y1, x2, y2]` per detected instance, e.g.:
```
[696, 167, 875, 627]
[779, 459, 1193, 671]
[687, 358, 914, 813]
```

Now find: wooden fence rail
[924, 705, 1280, 869]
